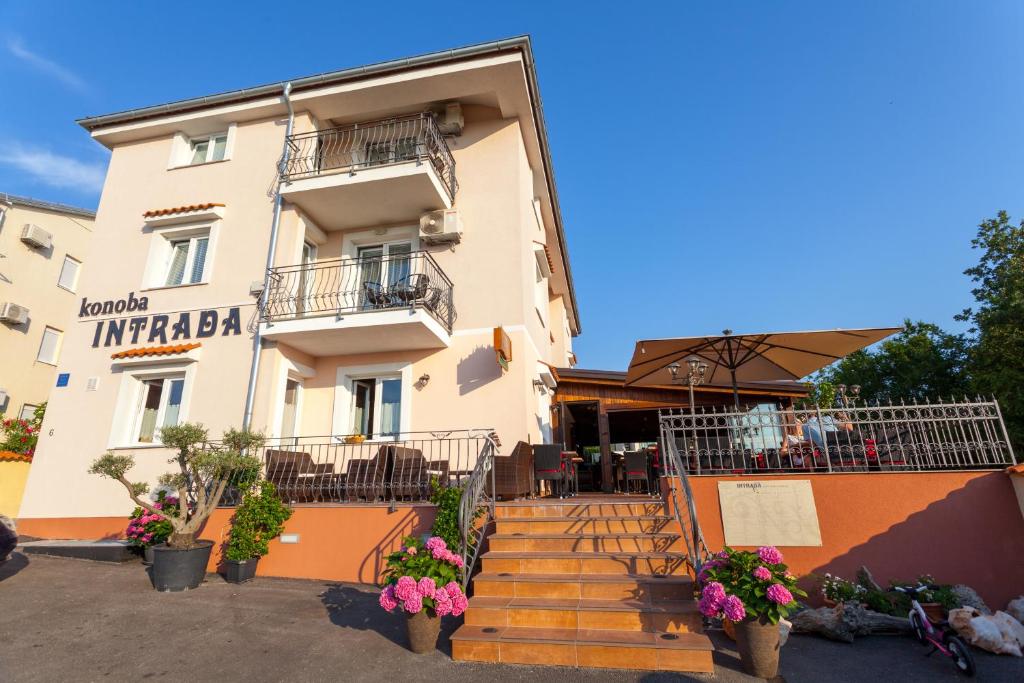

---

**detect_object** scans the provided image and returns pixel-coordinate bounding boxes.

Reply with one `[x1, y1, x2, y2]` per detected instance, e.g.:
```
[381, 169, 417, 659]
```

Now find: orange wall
[674, 471, 1024, 608]
[18, 504, 436, 584]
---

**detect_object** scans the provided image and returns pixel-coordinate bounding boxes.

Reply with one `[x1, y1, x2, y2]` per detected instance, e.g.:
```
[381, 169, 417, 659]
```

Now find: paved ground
[1, 553, 1021, 682]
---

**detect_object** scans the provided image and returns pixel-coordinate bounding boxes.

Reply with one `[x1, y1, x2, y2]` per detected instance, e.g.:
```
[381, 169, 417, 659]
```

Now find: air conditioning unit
[436, 102, 464, 135]
[249, 280, 266, 298]
[20, 224, 53, 250]
[419, 209, 463, 245]
[0, 302, 28, 325]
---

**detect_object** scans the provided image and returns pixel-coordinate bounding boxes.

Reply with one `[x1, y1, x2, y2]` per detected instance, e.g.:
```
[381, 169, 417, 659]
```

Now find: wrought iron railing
[281, 113, 457, 202]
[221, 429, 495, 506]
[660, 398, 1016, 474]
[260, 251, 455, 331]
[658, 424, 709, 576]
[458, 434, 498, 589]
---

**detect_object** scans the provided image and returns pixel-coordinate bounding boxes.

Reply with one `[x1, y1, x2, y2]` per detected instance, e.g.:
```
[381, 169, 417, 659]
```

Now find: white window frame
[167, 123, 236, 169]
[188, 133, 228, 165]
[534, 258, 548, 328]
[57, 254, 81, 292]
[19, 404, 39, 421]
[164, 234, 209, 286]
[36, 326, 63, 365]
[109, 362, 196, 449]
[332, 362, 412, 441]
[129, 375, 186, 445]
[271, 358, 314, 440]
[142, 222, 218, 290]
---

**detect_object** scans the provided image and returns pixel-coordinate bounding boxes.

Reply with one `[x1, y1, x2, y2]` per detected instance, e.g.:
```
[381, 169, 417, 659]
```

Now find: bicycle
[894, 584, 976, 677]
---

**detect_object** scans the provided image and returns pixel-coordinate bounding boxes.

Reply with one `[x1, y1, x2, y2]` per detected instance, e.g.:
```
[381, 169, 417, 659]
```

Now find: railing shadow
[357, 508, 431, 585]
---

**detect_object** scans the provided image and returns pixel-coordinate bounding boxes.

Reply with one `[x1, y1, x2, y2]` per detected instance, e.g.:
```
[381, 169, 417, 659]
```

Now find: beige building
[19, 37, 579, 520]
[0, 194, 96, 420]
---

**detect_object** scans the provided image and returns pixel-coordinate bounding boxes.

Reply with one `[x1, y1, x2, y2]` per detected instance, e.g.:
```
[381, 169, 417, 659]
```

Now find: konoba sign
[79, 292, 243, 348]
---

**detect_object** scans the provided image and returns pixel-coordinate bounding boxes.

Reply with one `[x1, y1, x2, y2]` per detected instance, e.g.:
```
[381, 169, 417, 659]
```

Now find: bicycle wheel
[909, 611, 927, 644]
[946, 634, 976, 677]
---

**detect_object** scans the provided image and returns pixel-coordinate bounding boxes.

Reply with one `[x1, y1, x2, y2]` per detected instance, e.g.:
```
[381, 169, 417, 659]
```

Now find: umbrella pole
[730, 368, 740, 410]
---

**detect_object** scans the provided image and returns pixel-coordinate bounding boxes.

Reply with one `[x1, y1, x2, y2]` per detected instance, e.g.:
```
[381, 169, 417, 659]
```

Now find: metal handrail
[659, 420, 709, 576]
[282, 113, 457, 202]
[260, 250, 456, 332]
[458, 433, 498, 590]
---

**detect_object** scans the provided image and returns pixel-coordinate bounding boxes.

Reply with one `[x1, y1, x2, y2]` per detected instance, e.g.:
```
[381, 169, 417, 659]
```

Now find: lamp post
[835, 384, 861, 409]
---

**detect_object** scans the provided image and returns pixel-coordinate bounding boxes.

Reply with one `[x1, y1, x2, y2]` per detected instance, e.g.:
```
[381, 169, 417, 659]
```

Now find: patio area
[3, 553, 1022, 682]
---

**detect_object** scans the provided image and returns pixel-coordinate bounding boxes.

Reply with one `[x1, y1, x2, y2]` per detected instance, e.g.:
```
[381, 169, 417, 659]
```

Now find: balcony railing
[261, 251, 455, 331]
[281, 113, 458, 203]
[222, 430, 495, 506]
[659, 398, 1016, 474]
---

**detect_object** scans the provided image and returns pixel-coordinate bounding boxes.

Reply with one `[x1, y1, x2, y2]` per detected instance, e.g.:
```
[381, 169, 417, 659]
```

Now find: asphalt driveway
[1, 553, 1021, 682]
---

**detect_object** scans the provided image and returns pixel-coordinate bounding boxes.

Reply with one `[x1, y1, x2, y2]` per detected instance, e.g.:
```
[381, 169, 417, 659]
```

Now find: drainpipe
[242, 82, 294, 430]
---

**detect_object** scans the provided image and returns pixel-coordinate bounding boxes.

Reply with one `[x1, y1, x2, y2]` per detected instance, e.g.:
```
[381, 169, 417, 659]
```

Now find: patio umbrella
[624, 327, 901, 408]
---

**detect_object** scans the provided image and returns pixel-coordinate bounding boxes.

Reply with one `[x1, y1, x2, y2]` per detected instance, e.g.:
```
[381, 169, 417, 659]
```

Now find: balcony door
[351, 376, 402, 439]
[296, 241, 317, 317]
[355, 241, 411, 310]
[280, 378, 302, 445]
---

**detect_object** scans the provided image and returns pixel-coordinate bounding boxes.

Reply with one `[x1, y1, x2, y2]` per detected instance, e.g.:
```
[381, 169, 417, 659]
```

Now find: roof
[1, 192, 96, 219]
[75, 36, 580, 334]
[110, 343, 201, 359]
[554, 367, 809, 394]
[143, 203, 224, 218]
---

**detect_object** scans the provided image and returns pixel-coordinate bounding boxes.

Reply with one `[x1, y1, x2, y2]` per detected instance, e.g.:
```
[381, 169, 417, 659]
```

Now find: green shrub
[429, 477, 464, 551]
[224, 481, 292, 561]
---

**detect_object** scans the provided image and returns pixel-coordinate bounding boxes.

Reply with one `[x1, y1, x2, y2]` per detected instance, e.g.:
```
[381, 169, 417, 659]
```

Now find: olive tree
[90, 423, 263, 548]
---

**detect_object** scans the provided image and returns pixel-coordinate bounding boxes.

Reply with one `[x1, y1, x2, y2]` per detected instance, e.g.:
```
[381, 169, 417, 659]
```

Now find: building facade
[18, 37, 579, 521]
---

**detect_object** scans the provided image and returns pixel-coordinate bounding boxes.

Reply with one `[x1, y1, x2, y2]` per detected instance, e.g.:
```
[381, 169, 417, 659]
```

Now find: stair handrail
[659, 418, 710, 576]
[458, 431, 498, 590]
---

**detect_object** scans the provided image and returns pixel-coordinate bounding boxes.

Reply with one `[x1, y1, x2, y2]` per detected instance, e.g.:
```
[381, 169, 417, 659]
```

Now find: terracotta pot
[921, 602, 945, 623]
[406, 610, 441, 654]
[722, 618, 736, 641]
[733, 615, 781, 679]
[823, 597, 837, 608]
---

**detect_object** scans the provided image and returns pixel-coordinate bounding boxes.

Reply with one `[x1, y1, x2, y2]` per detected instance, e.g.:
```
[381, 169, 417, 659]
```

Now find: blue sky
[2, 2, 1022, 370]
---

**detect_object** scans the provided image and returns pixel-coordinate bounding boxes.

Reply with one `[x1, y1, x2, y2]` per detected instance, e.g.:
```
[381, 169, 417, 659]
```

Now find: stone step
[495, 501, 666, 519]
[481, 550, 689, 577]
[451, 625, 714, 673]
[489, 532, 683, 553]
[495, 516, 675, 535]
[472, 572, 694, 601]
[464, 596, 702, 633]
[18, 540, 136, 563]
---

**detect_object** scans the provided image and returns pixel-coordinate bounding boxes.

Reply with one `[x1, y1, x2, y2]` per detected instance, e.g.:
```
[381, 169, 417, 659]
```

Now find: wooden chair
[624, 451, 650, 495]
[533, 445, 567, 498]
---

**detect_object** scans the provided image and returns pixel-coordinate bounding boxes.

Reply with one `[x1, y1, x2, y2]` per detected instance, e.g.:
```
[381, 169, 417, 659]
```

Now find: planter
[150, 540, 213, 592]
[921, 602, 945, 623]
[406, 610, 441, 654]
[723, 618, 736, 641]
[823, 597, 836, 608]
[223, 558, 259, 584]
[143, 545, 155, 566]
[733, 615, 781, 679]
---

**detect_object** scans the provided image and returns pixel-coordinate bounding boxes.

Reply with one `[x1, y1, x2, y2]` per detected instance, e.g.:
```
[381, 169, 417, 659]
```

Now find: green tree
[814, 321, 971, 403]
[956, 211, 1024, 447]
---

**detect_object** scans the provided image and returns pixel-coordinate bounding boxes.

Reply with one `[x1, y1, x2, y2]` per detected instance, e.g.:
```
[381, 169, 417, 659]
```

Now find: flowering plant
[697, 546, 806, 625]
[379, 535, 469, 618]
[820, 572, 867, 603]
[0, 403, 45, 456]
[126, 491, 179, 547]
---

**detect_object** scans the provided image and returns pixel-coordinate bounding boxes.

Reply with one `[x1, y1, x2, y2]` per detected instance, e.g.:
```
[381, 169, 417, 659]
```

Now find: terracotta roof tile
[0, 450, 32, 463]
[143, 203, 224, 218]
[111, 343, 201, 359]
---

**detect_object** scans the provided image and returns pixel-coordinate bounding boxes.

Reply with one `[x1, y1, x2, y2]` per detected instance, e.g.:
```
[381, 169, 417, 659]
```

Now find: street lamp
[668, 358, 708, 413]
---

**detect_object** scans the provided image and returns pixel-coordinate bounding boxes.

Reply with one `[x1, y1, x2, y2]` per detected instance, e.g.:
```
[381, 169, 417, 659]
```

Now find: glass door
[296, 241, 317, 316]
[281, 379, 301, 445]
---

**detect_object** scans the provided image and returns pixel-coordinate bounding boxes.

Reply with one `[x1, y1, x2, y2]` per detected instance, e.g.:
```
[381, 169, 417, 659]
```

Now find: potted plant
[378, 535, 468, 653]
[820, 572, 867, 607]
[90, 423, 262, 592]
[222, 480, 292, 583]
[126, 491, 178, 564]
[698, 546, 805, 678]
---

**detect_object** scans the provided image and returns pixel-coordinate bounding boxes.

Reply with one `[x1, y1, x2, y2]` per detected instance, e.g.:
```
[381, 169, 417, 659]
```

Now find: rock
[790, 603, 911, 643]
[1007, 597, 1024, 624]
[856, 566, 883, 593]
[994, 611, 1024, 650]
[779, 618, 792, 647]
[950, 607, 1024, 657]
[0, 515, 16, 561]
[952, 585, 991, 614]
[949, 607, 981, 636]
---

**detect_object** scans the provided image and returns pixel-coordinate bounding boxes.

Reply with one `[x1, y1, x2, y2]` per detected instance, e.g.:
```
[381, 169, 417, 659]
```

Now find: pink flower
[451, 594, 469, 617]
[722, 595, 746, 621]
[443, 581, 462, 600]
[417, 577, 436, 599]
[767, 583, 794, 605]
[394, 576, 417, 601]
[752, 566, 772, 581]
[431, 546, 447, 560]
[702, 581, 726, 605]
[406, 546, 418, 556]
[153, 503, 163, 510]
[716, 550, 729, 559]
[403, 594, 423, 614]
[434, 597, 453, 617]
[425, 537, 446, 552]
[699, 594, 720, 617]
[757, 546, 784, 565]
[379, 585, 398, 611]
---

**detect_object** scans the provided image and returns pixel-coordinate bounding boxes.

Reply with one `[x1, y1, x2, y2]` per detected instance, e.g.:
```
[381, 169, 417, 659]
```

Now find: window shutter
[189, 237, 209, 283]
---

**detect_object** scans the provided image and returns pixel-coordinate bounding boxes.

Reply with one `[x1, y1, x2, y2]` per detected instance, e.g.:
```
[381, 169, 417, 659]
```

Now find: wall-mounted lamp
[415, 373, 430, 389]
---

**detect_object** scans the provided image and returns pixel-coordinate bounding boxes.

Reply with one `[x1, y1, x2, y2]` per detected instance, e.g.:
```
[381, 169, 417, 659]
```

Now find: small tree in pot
[222, 480, 292, 583]
[89, 423, 262, 591]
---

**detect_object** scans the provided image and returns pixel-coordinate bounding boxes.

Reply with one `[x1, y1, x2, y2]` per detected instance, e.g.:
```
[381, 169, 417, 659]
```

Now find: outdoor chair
[490, 441, 535, 500]
[533, 444, 567, 498]
[384, 445, 432, 501]
[624, 451, 650, 495]
[391, 273, 430, 306]
[265, 450, 336, 503]
[346, 453, 388, 501]
[362, 281, 392, 309]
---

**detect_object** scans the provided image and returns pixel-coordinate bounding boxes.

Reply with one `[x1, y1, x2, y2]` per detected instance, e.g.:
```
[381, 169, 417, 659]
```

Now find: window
[36, 327, 62, 365]
[189, 133, 228, 165]
[133, 376, 185, 444]
[351, 376, 402, 438]
[534, 259, 548, 327]
[57, 255, 81, 292]
[165, 235, 209, 286]
[19, 404, 39, 421]
[364, 137, 418, 166]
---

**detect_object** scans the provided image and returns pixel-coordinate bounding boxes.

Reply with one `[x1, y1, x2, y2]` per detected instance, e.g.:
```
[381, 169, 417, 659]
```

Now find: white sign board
[718, 480, 822, 547]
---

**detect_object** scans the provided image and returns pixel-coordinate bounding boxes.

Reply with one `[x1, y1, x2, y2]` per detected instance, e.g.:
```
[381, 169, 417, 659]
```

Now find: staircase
[450, 497, 714, 673]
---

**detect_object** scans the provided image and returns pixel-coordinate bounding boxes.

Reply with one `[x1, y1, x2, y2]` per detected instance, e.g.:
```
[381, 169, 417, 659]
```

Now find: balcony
[258, 251, 455, 355]
[279, 114, 457, 230]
